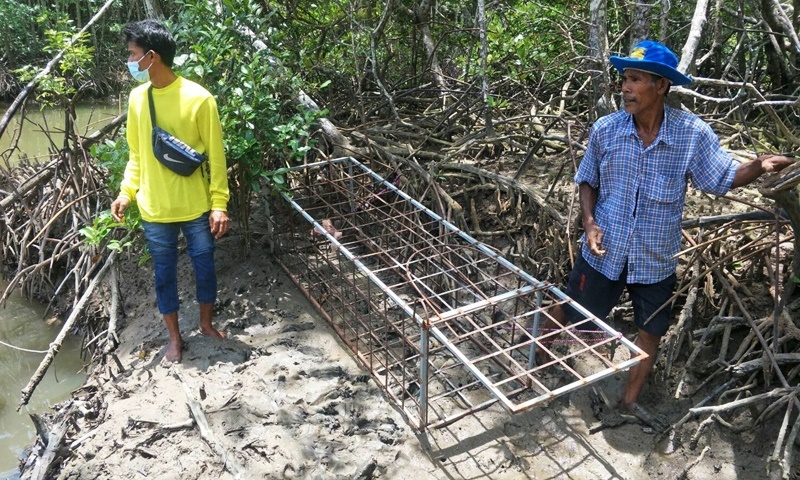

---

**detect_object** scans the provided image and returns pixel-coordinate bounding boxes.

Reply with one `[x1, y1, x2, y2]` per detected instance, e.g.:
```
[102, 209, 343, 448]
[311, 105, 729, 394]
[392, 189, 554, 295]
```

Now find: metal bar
[275, 157, 647, 428]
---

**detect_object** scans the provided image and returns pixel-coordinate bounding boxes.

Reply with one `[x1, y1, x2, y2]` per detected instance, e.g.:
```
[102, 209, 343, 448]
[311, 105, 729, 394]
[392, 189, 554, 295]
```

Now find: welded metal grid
[272, 157, 646, 429]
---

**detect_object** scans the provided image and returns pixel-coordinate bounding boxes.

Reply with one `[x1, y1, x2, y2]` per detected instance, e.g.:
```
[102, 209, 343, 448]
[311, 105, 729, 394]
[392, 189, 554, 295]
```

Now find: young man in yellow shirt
[111, 20, 230, 363]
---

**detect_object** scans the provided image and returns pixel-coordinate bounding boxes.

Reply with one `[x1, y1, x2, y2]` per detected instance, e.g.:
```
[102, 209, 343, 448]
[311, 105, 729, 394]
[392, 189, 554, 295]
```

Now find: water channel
[1, 101, 124, 167]
[0, 102, 121, 475]
[0, 279, 85, 474]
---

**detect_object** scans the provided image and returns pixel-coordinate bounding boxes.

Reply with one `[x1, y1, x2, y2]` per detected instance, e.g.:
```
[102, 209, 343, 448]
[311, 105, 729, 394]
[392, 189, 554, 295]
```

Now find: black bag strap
[147, 86, 157, 128]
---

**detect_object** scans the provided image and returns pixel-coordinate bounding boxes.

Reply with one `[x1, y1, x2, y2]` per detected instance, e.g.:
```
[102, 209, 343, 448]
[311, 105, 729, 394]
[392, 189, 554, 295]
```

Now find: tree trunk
[761, 0, 798, 88]
[415, 0, 448, 91]
[658, 0, 671, 42]
[765, 0, 800, 57]
[143, 0, 164, 19]
[476, 0, 492, 135]
[587, 0, 613, 120]
[629, 0, 652, 47]
[677, 0, 711, 77]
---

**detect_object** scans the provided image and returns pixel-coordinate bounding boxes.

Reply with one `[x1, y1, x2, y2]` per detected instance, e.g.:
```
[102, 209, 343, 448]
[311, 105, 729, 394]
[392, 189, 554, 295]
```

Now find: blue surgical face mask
[126, 51, 153, 82]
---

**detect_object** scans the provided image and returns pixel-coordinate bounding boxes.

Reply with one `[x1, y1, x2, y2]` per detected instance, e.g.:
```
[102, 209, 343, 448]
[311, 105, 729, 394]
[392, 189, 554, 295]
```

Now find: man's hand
[732, 154, 796, 188]
[584, 221, 607, 256]
[759, 154, 795, 173]
[110, 197, 130, 222]
[209, 210, 230, 239]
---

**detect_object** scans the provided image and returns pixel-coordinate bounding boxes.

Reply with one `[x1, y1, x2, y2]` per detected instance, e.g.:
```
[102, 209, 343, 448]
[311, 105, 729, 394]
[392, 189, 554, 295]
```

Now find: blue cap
[610, 40, 692, 86]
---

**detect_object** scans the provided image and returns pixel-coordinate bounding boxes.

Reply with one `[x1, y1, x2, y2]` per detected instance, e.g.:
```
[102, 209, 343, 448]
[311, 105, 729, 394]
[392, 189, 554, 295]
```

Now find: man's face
[620, 69, 669, 116]
[126, 42, 152, 67]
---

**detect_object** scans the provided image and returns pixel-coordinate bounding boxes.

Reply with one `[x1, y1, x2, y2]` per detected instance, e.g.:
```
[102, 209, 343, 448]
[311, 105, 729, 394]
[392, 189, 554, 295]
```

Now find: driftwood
[19, 405, 75, 480]
[103, 265, 120, 354]
[728, 353, 800, 377]
[175, 369, 246, 478]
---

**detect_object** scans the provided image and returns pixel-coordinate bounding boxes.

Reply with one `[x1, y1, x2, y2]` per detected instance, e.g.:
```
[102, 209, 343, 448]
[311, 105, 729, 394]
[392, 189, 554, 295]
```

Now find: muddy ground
[36, 198, 789, 480]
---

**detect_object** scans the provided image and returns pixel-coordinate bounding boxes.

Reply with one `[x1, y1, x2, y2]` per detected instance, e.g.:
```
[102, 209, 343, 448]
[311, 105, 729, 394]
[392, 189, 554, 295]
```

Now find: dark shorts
[562, 252, 677, 336]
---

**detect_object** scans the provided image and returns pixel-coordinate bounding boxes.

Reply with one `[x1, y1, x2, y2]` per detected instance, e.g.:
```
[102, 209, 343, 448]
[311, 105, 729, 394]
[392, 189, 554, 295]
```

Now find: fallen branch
[689, 387, 798, 416]
[727, 353, 800, 377]
[104, 265, 120, 354]
[664, 261, 700, 379]
[18, 251, 117, 410]
[0, 160, 57, 211]
[677, 445, 710, 480]
[353, 457, 378, 479]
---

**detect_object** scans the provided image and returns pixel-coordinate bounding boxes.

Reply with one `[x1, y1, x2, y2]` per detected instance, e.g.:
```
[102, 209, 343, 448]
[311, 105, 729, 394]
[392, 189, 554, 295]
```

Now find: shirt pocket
[642, 173, 684, 204]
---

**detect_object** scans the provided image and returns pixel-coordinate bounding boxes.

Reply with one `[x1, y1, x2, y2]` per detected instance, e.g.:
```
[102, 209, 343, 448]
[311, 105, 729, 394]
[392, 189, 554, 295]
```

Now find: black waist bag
[148, 86, 207, 176]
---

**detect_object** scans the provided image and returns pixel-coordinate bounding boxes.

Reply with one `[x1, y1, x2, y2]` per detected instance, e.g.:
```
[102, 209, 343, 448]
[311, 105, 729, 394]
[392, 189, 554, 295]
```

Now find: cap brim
[610, 56, 693, 86]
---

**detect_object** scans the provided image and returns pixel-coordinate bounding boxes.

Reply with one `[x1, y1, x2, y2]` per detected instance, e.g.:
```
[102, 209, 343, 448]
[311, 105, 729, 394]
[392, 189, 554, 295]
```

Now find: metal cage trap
[271, 157, 646, 429]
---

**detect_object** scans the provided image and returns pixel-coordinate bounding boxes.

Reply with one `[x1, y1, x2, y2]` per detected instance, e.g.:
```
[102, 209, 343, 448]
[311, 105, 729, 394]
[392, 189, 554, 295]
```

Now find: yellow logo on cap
[631, 47, 646, 59]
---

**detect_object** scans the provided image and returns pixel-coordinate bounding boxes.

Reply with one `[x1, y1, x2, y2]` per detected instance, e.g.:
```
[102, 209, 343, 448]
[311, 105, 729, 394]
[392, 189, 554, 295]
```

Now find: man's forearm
[731, 154, 794, 188]
[579, 182, 598, 226]
[731, 159, 765, 189]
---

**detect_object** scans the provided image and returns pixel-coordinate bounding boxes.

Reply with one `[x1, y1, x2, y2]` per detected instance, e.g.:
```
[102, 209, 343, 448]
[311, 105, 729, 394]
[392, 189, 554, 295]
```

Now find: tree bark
[415, 0, 448, 91]
[629, 0, 653, 46]
[587, 0, 613, 120]
[142, 0, 164, 19]
[765, 0, 800, 57]
[677, 0, 711, 77]
[476, 0, 492, 135]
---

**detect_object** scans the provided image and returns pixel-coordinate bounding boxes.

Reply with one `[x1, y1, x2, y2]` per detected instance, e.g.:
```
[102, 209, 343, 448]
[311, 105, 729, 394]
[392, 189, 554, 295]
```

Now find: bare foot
[199, 327, 226, 339]
[165, 339, 182, 363]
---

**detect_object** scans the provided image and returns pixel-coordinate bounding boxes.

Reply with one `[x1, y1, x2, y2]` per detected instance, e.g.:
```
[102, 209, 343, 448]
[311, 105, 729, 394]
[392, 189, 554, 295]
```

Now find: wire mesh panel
[272, 157, 646, 429]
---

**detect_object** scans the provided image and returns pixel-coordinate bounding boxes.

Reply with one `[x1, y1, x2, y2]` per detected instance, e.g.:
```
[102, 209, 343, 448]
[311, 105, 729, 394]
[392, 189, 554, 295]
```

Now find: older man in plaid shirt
[548, 40, 794, 426]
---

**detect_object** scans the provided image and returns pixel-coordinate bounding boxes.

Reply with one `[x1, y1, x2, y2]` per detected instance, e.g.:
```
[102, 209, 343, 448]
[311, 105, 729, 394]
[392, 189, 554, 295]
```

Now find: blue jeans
[141, 213, 217, 315]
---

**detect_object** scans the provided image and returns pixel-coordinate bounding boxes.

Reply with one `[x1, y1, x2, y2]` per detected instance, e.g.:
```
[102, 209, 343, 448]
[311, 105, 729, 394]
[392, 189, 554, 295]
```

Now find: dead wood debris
[175, 369, 247, 478]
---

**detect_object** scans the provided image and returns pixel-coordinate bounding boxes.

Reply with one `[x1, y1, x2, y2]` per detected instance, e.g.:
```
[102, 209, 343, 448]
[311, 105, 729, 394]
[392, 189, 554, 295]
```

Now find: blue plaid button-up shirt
[575, 107, 738, 284]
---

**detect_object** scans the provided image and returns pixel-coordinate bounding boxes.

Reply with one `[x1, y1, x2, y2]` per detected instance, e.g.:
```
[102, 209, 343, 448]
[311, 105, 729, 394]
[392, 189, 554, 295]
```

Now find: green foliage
[40, 13, 94, 77]
[13, 10, 94, 106]
[0, 0, 43, 66]
[78, 205, 141, 265]
[259, 0, 587, 103]
[91, 134, 130, 195]
[86, 133, 143, 254]
[263, 167, 290, 193]
[173, 0, 322, 195]
[484, 2, 585, 85]
[79, 208, 140, 252]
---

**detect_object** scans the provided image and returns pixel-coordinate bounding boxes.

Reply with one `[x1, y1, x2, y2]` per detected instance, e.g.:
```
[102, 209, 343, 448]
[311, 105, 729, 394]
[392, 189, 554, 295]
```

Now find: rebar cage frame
[272, 157, 646, 429]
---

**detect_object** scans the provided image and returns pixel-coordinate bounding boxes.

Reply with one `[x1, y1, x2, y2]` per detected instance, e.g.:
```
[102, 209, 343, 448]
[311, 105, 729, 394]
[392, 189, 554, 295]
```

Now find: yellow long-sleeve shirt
[118, 77, 229, 222]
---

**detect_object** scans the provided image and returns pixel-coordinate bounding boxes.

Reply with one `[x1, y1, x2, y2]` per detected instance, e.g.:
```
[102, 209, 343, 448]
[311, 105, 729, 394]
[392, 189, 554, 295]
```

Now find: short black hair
[122, 20, 176, 67]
